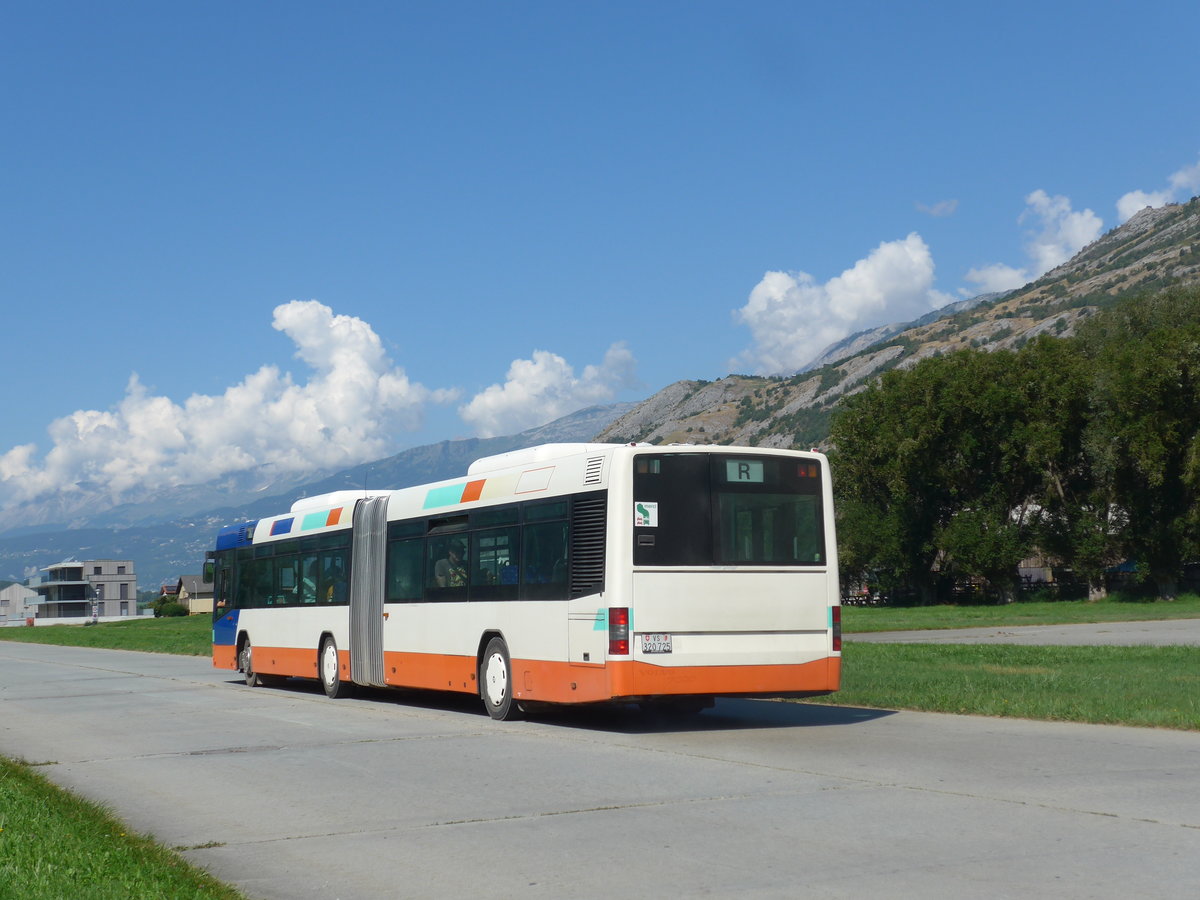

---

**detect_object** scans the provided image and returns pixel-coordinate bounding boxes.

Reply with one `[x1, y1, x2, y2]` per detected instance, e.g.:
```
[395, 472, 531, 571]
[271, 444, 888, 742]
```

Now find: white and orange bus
[209, 442, 841, 719]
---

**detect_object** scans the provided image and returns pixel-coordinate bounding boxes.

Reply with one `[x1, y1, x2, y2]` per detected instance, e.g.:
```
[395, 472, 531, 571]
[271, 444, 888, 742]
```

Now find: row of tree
[829, 285, 1200, 602]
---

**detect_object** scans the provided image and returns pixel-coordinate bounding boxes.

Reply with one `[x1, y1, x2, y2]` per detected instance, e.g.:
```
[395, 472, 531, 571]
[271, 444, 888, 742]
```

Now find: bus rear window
[633, 453, 824, 567]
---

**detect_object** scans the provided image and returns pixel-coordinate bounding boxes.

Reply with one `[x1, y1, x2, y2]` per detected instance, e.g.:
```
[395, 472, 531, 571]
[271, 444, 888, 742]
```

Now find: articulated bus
[209, 443, 841, 719]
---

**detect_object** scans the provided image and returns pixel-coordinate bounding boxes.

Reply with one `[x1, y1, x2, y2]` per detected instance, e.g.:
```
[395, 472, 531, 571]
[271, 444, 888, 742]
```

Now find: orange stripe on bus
[213, 645, 238, 671]
[215, 644, 839, 704]
[610, 656, 840, 698]
[461, 480, 486, 503]
[254, 645, 321, 677]
[383, 651, 477, 693]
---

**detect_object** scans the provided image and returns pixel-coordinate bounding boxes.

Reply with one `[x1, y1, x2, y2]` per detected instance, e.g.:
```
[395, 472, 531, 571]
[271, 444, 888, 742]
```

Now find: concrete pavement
[1, 641, 1197, 899]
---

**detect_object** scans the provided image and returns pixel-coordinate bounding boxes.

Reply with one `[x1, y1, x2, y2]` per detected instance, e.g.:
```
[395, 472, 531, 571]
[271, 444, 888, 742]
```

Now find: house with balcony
[32, 559, 137, 619]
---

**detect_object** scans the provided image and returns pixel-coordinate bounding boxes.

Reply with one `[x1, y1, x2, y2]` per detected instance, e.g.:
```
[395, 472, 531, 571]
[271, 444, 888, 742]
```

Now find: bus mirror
[202, 560, 215, 584]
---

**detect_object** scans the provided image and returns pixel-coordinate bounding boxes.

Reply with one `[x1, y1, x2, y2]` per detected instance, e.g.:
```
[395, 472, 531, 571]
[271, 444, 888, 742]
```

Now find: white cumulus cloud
[1116, 189, 1172, 223]
[459, 343, 637, 438]
[1116, 154, 1200, 222]
[916, 199, 958, 217]
[1021, 189, 1104, 275]
[732, 233, 950, 374]
[965, 190, 1103, 295]
[0, 300, 454, 510]
[963, 263, 1028, 294]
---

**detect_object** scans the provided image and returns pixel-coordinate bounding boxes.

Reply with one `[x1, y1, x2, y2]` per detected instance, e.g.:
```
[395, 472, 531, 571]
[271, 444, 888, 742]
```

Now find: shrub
[157, 601, 189, 617]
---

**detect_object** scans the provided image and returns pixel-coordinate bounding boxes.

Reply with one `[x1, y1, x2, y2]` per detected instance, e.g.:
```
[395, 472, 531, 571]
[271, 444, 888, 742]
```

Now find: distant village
[0, 558, 210, 626]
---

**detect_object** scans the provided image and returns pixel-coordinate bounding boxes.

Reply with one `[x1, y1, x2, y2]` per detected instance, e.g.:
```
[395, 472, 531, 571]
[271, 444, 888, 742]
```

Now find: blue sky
[2, 1, 1199, 513]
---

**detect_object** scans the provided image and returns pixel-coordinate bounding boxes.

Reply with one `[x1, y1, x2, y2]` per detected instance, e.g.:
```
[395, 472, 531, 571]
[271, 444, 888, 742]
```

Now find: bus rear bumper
[608, 654, 840, 699]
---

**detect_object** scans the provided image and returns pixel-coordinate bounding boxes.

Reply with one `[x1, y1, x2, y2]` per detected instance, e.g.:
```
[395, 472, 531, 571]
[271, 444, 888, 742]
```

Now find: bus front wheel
[480, 637, 523, 721]
[320, 637, 354, 699]
[240, 638, 269, 688]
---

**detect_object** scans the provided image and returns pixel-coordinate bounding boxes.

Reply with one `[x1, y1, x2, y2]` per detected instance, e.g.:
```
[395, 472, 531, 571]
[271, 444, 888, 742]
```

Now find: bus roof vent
[469, 443, 613, 475]
[291, 490, 390, 514]
[584, 456, 604, 484]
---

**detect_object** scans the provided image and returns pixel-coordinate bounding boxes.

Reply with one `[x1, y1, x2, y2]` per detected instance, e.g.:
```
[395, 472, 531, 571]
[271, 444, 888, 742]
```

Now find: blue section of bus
[213, 609, 239, 646]
[215, 520, 257, 550]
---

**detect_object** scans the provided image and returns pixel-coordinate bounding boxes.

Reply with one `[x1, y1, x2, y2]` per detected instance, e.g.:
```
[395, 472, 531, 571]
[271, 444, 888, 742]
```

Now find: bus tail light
[609, 607, 630, 656]
[832, 606, 842, 652]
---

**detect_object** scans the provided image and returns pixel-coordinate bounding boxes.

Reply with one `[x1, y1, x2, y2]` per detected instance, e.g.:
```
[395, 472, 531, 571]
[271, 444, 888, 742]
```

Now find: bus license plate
[641, 633, 672, 654]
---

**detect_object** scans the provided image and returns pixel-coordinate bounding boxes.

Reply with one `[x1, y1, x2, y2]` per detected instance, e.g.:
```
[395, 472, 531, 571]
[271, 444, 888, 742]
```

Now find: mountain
[799, 293, 1004, 372]
[9, 198, 1199, 590]
[0, 403, 635, 588]
[597, 197, 1200, 449]
[0, 460, 343, 538]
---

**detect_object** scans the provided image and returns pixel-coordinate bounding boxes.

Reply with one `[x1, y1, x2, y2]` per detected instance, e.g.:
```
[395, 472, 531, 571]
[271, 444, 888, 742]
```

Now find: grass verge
[843, 592, 1200, 633]
[5, 595, 1199, 657]
[0, 615, 212, 656]
[804, 642, 1200, 730]
[0, 756, 243, 900]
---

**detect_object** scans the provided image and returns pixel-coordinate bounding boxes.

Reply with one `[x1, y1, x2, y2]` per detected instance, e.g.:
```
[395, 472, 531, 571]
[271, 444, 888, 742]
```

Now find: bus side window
[235, 550, 254, 608]
[386, 538, 423, 602]
[276, 555, 299, 605]
[471, 526, 519, 602]
[523, 520, 568, 601]
[318, 551, 348, 605]
[254, 557, 274, 605]
[215, 564, 232, 613]
[299, 555, 319, 604]
[426, 536, 468, 602]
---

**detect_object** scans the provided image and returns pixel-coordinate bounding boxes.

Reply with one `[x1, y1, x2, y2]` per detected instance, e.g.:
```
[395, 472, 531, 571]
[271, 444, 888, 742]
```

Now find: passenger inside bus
[435, 540, 468, 588]
[324, 554, 347, 604]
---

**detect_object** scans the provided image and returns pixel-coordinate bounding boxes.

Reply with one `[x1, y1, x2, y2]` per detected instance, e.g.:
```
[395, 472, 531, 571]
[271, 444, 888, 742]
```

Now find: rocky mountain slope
[7, 199, 1198, 590]
[598, 197, 1200, 450]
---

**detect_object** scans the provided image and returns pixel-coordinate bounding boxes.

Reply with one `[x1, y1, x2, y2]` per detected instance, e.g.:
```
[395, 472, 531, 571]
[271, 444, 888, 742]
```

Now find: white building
[0, 582, 39, 624]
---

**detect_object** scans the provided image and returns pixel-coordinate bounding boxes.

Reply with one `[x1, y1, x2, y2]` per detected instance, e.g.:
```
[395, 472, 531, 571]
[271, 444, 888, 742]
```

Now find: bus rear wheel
[320, 637, 354, 699]
[480, 637, 523, 721]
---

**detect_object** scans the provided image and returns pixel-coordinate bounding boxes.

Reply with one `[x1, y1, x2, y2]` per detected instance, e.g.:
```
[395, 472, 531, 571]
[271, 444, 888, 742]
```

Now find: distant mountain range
[7, 197, 1198, 590]
[0, 404, 634, 588]
[597, 197, 1200, 450]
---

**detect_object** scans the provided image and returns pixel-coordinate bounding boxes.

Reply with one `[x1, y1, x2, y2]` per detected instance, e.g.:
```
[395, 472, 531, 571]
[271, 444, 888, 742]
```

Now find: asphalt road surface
[1, 641, 1197, 899]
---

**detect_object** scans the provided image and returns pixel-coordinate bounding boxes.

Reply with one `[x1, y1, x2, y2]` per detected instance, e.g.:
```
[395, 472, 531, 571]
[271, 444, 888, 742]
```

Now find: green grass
[0, 756, 243, 900]
[843, 592, 1200, 633]
[806, 642, 1200, 730]
[6, 595, 1197, 653]
[0, 615, 212, 656]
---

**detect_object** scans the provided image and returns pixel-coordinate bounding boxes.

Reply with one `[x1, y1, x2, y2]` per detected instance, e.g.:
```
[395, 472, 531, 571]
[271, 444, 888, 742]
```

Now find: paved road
[1, 642, 1197, 899]
[848, 617, 1200, 645]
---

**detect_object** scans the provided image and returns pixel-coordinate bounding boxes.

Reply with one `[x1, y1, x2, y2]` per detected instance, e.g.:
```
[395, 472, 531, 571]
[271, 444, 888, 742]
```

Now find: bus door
[349, 496, 389, 687]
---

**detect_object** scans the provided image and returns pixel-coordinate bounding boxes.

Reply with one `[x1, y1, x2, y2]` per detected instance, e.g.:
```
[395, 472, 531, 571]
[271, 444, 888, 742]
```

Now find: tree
[1018, 337, 1117, 600]
[1080, 288, 1200, 598]
[831, 349, 1045, 602]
